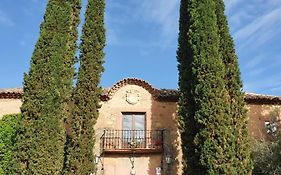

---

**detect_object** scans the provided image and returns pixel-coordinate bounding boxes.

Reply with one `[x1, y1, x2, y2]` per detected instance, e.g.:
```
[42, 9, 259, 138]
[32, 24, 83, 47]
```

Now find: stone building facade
[1, 78, 281, 175]
[0, 88, 22, 119]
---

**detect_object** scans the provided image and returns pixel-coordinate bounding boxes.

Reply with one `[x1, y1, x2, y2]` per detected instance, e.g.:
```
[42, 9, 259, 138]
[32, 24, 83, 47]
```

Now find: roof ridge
[1, 80, 281, 104]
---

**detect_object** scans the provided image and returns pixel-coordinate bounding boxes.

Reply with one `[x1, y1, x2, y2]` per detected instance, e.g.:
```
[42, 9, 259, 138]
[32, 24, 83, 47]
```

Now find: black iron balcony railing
[100, 130, 164, 154]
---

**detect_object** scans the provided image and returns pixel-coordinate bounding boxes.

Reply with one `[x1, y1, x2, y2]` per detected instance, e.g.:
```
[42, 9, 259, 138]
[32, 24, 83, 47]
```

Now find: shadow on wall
[149, 99, 182, 175]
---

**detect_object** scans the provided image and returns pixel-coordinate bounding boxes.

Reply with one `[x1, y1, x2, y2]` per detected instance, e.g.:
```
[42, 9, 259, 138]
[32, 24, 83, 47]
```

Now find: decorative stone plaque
[126, 90, 140, 105]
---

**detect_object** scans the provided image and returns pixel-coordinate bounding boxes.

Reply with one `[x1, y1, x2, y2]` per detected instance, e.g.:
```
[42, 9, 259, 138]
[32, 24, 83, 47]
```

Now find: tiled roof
[244, 93, 281, 104]
[0, 88, 23, 99]
[155, 89, 179, 101]
[153, 90, 281, 104]
[1, 79, 281, 104]
[103, 78, 158, 101]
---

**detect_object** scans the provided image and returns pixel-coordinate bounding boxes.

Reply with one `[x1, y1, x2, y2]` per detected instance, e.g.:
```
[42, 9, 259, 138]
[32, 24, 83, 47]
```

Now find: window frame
[122, 112, 146, 131]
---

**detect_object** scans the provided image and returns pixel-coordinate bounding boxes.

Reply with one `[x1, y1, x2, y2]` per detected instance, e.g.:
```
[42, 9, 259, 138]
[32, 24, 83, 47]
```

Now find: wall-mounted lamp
[162, 140, 173, 175]
[165, 154, 172, 164]
[156, 167, 162, 175]
[129, 156, 135, 168]
[129, 156, 136, 175]
[130, 168, 136, 175]
[95, 156, 100, 164]
[94, 155, 104, 171]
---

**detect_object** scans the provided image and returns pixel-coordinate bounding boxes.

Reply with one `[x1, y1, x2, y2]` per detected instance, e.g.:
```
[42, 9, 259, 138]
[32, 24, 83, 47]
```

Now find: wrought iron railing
[100, 130, 164, 153]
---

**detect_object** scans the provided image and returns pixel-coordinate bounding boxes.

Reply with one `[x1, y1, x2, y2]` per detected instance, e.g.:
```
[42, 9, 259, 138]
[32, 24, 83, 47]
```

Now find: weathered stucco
[0, 99, 22, 119]
[247, 104, 281, 140]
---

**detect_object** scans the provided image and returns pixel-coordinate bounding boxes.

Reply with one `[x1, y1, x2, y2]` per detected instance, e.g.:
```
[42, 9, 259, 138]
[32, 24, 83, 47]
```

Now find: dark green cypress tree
[66, 0, 81, 82]
[11, 1, 78, 174]
[177, 0, 195, 173]
[177, 0, 239, 174]
[63, 0, 105, 174]
[215, 0, 252, 173]
[62, 0, 82, 172]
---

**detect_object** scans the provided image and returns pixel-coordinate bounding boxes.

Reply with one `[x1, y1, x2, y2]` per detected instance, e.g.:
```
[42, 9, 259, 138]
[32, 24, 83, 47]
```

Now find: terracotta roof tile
[0, 88, 23, 94]
[244, 93, 281, 104]
[0, 88, 23, 99]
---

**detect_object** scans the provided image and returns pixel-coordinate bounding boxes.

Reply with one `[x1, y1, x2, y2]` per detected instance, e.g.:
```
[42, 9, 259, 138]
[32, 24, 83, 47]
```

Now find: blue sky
[0, 0, 281, 96]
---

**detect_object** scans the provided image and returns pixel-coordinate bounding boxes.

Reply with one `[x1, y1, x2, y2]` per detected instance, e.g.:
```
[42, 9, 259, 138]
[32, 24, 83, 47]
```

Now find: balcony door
[122, 113, 145, 148]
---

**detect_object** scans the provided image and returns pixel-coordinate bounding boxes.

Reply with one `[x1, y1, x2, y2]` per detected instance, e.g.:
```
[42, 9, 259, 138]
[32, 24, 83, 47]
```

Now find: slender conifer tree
[177, 0, 244, 174]
[11, 1, 78, 174]
[215, 0, 252, 173]
[64, 0, 105, 174]
[177, 0, 195, 173]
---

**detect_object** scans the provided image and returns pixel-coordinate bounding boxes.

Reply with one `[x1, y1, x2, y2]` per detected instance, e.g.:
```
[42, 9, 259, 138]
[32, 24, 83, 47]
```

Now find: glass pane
[123, 115, 132, 145]
[134, 115, 145, 148]
[123, 114, 132, 130]
[134, 115, 145, 140]
[135, 115, 145, 130]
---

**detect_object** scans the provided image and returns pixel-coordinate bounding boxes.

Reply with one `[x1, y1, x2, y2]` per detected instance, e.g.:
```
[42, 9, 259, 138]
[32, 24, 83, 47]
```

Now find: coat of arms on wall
[126, 90, 140, 105]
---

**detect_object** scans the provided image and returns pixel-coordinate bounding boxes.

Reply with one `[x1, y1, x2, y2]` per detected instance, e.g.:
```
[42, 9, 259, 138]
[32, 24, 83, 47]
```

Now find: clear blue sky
[0, 0, 281, 96]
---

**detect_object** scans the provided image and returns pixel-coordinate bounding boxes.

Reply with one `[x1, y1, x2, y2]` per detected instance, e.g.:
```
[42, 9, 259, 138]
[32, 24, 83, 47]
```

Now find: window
[101, 112, 163, 152]
[122, 113, 145, 148]
[266, 109, 280, 136]
[123, 112, 145, 130]
[265, 121, 277, 135]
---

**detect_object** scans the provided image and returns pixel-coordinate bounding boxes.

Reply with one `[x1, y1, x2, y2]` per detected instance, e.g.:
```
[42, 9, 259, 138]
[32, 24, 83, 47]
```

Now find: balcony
[100, 130, 164, 154]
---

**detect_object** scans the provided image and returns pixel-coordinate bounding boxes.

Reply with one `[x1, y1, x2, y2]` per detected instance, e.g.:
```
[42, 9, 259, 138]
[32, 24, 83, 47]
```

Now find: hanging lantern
[130, 168, 136, 175]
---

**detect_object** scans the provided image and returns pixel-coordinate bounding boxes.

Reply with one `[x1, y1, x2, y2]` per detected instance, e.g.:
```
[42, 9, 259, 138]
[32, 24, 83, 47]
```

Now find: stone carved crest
[126, 90, 140, 105]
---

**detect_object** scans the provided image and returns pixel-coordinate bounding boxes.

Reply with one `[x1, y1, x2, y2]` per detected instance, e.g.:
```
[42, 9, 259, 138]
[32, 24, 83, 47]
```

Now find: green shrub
[252, 138, 281, 175]
[0, 114, 21, 174]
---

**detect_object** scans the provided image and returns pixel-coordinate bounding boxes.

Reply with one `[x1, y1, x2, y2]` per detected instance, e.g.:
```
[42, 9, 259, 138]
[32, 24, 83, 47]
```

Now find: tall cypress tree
[63, 0, 105, 174]
[11, 1, 78, 174]
[177, 0, 195, 173]
[215, 0, 252, 173]
[177, 0, 239, 174]
[62, 0, 82, 172]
